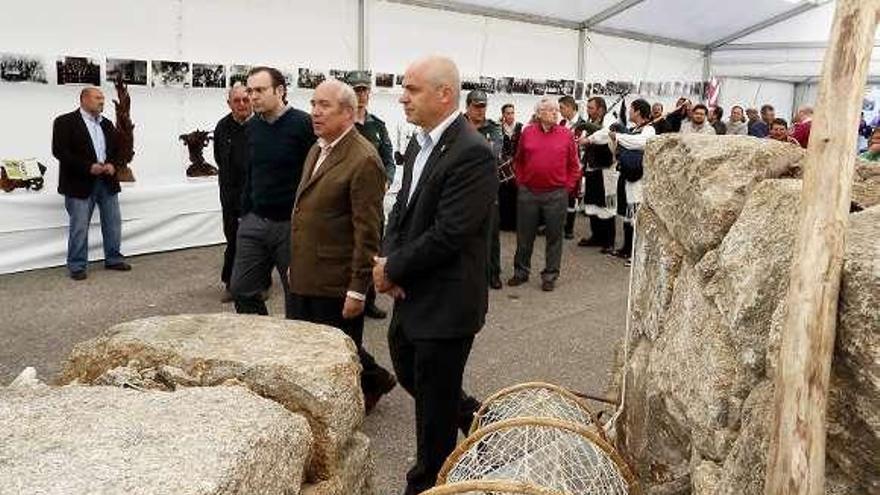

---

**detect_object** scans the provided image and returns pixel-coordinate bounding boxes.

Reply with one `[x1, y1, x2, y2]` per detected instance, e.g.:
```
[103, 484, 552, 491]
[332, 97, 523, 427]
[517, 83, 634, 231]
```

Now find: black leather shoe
[541, 280, 555, 292]
[70, 271, 87, 281]
[364, 303, 387, 319]
[364, 370, 397, 414]
[506, 276, 528, 287]
[105, 262, 131, 271]
[578, 236, 603, 247]
[490, 277, 502, 290]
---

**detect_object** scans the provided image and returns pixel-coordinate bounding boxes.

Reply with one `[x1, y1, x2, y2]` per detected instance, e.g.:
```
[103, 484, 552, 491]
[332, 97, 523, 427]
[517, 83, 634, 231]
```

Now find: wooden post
[765, 1, 880, 495]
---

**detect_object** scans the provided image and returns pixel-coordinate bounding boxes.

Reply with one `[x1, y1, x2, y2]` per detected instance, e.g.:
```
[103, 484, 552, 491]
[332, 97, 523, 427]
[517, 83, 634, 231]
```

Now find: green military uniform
[356, 112, 395, 185]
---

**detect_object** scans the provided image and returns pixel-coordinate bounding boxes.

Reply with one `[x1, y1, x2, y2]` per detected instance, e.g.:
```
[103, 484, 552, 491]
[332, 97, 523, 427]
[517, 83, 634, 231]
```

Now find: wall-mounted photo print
[56, 56, 101, 85]
[375, 72, 394, 88]
[0, 54, 48, 83]
[297, 68, 326, 89]
[544, 79, 561, 95]
[395, 74, 404, 86]
[152, 61, 191, 88]
[495, 77, 513, 94]
[229, 65, 251, 87]
[192, 63, 226, 89]
[561, 80, 575, 96]
[511, 78, 531, 94]
[106, 58, 147, 86]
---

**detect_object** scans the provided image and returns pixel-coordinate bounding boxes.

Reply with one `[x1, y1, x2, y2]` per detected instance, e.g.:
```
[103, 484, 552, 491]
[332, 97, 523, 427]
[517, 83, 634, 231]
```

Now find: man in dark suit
[213, 82, 253, 302]
[52, 87, 131, 280]
[288, 80, 396, 414]
[373, 56, 497, 495]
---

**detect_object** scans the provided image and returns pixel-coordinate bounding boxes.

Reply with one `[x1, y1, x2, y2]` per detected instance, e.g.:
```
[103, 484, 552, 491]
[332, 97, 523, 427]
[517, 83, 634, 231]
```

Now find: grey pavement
[0, 222, 629, 495]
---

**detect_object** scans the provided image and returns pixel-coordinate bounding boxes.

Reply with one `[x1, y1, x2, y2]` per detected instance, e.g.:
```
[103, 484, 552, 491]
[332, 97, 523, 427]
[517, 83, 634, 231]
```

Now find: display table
[0, 180, 223, 274]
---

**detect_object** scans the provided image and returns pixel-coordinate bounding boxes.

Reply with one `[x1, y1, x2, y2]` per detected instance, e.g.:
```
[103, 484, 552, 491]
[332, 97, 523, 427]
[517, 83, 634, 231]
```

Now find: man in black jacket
[231, 66, 316, 315]
[213, 82, 252, 301]
[52, 87, 130, 280]
[373, 55, 497, 495]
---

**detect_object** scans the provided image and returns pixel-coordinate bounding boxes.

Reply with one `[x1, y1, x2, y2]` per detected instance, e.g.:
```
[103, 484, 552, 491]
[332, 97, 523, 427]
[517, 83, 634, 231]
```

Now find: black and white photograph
[511, 78, 531, 94]
[106, 58, 147, 86]
[461, 76, 480, 91]
[544, 79, 561, 95]
[151, 60, 191, 88]
[574, 81, 584, 100]
[329, 69, 347, 81]
[191, 63, 226, 89]
[495, 76, 513, 94]
[0, 54, 48, 83]
[229, 65, 251, 86]
[375, 72, 394, 88]
[297, 68, 325, 89]
[531, 79, 546, 96]
[588, 82, 608, 96]
[56, 56, 101, 86]
[561, 79, 575, 96]
[478, 76, 495, 94]
[395, 74, 404, 86]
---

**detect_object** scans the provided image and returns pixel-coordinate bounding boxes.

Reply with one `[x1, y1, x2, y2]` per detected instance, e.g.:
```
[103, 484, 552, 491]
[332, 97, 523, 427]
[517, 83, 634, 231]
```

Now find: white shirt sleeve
[616, 125, 656, 151]
[588, 127, 611, 145]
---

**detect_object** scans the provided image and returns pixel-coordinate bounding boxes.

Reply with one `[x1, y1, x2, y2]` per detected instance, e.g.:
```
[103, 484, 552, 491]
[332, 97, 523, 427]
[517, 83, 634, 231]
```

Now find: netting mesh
[440, 419, 633, 495]
[471, 383, 597, 435]
[421, 480, 566, 495]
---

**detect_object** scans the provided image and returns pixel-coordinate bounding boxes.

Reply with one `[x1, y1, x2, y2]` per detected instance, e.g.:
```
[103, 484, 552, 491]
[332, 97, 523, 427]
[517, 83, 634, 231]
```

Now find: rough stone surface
[0, 385, 311, 495]
[301, 432, 373, 495]
[622, 136, 880, 494]
[853, 159, 880, 210]
[643, 134, 805, 261]
[56, 313, 364, 481]
[8, 366, 43, 388]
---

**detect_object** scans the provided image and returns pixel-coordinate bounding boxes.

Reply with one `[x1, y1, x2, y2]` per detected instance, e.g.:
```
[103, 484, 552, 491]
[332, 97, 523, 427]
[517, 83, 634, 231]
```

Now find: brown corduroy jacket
[289, 128, 386, 298]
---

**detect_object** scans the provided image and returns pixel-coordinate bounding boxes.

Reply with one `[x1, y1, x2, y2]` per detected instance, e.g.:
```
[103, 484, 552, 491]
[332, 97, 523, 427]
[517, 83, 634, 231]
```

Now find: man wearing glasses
[229, 66, 316, 316]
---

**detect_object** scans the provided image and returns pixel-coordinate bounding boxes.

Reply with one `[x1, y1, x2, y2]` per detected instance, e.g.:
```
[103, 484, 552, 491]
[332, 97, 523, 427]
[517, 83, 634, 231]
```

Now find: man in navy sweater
[230, 66, 316, 315]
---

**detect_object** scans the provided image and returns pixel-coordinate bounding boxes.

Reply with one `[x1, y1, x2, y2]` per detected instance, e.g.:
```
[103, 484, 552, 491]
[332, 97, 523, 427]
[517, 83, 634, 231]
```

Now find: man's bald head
[399, 55, 461, 130]
[79, 87, 104, 116]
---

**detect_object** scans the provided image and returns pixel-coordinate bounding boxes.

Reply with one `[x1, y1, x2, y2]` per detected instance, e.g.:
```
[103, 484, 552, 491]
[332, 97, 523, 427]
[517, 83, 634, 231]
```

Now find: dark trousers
[230, 212, 291, 315]
[588, 216, 617, 249]
[564, 196, 577, 236]
[488, 199, 501, 281]
[620, 222, 634, 257]
[514, 186, 567, 282]
[389, 320, 480, 495]
[220, 204, 240, 288]
[288, 293, 390, 394]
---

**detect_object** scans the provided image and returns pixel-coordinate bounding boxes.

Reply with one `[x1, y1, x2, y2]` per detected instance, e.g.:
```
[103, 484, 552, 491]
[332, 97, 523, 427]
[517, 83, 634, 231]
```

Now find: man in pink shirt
[790, 105, 813, 148]
[508, 97, 581, 292]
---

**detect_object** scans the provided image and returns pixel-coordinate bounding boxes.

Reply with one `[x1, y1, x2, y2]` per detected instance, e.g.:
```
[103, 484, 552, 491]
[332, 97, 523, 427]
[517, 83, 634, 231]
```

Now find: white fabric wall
[717, 77, 795, 122]
[0, 0, 358, 274]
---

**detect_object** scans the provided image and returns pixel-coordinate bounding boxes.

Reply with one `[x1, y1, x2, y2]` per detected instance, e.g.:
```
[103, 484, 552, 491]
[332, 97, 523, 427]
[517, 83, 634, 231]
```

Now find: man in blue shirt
[52, 87, 130, 280]
[749, 104, 775, 138]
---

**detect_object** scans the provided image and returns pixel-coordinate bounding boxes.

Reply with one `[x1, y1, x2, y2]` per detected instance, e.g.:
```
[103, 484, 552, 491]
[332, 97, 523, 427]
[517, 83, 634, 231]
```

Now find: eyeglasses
[246, 86, 272, 95]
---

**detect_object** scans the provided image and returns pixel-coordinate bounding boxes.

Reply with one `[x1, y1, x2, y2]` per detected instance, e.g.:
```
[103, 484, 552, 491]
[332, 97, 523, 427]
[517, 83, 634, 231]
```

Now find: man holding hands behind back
[373, 55, 497, 495]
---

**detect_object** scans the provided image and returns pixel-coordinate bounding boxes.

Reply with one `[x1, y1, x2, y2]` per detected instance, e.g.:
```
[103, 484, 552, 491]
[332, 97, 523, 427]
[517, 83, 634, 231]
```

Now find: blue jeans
[64, 179, 124, 273]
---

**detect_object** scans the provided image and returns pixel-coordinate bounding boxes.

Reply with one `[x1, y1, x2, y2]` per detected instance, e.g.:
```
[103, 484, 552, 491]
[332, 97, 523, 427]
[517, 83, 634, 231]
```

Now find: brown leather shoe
[70, 271, 87, 281]
[541, 280, 555, 292]
[506, 276, 528, 287]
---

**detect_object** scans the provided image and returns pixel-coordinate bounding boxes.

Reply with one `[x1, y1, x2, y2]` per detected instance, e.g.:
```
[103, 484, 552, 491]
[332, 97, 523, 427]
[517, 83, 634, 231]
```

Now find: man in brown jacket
[289, 79, 396, 412]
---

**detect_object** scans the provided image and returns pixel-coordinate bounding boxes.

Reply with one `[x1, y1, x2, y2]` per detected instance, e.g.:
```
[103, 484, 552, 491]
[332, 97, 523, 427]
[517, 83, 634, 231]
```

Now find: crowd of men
[56, 56, 873, 494]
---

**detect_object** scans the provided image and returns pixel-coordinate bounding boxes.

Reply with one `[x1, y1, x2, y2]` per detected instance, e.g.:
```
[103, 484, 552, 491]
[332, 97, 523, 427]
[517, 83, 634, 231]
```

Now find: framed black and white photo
[461, 76, 480, 91]
[56, 56, 100, 85]
[297, 68, 325, 89]
[478, 76, 495, 94]
[561, 80, 575, 96]
[229, 65, 251, 87]
[531, 79, 546, 96]
[495, 77, 513, 94]
[0, 54, 48, 84]
[511, 78, 531, 94]
[329, 69, 349, 81]
[106, 58, 147, 86]
[544, 79, 561, 95]
[151, 60, 191, 88]
[395, 74, 404, 86]
[192, 63, 226, 89]
[375, 72, 394, 88]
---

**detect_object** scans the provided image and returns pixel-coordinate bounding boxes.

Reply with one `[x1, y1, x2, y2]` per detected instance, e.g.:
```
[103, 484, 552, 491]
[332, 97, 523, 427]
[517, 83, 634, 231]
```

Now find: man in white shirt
[680, 104, 716, 135]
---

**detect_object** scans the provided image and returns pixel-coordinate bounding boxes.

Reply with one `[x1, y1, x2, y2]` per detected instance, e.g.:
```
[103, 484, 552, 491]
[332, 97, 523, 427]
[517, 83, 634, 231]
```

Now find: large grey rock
[57, 313, 364, 481]
[0, 385, 311, 495]
[622, 137, 880, 494]
[643, 135, 804, 260]
[301, 432, 373, 495]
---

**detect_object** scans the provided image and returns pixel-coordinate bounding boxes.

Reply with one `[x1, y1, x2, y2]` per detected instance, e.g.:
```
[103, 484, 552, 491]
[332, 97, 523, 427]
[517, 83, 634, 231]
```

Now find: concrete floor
[0, 224, 629, 494]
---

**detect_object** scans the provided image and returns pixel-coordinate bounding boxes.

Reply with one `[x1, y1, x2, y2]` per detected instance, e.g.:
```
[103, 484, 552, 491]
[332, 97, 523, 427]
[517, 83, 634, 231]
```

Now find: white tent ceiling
[388, 0, 834, 50]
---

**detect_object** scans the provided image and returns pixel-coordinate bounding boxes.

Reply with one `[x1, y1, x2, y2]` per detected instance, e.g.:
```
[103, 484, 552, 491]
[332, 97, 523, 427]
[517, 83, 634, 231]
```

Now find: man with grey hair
[508, 97, 581, 292]
[373, 55, 496, 495]
[213, 82, 253, 301]
[288, 79, 396, 414]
